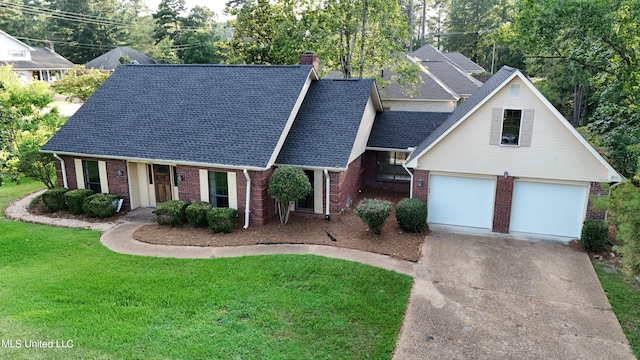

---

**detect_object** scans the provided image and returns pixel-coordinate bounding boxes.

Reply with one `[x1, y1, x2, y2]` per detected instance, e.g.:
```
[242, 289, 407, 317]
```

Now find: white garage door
[428, 175, 496, 229]
[510, 181, 588, 238]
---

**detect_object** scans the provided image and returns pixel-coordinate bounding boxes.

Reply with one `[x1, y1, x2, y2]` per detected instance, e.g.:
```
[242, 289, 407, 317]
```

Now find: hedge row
[355, 197, 428, 235]
[40, 188, 121, 219]
[155, 200, 238, 234]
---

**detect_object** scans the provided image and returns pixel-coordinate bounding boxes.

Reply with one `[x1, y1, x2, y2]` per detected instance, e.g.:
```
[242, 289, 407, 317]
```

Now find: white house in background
[0, 30, 74, 84]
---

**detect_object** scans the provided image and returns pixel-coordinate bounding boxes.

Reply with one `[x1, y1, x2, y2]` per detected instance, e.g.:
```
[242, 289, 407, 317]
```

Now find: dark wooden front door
[154, 165, 172, 203]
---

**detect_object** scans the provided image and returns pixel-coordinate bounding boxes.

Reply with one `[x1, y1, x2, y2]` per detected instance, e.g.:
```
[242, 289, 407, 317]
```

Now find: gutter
[403, 162, 414, 198]
[324, 169, 330, 220]
[243, 169, 251, 229]
[53, 153, 68, 188]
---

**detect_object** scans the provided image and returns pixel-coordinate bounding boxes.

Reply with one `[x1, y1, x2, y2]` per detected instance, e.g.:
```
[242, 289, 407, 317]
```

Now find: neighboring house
[42, 59, 622, 241]
[443, 51, 485, 74]
[42, 61, 383, 227]
[377, 45, 483, 112]
[0, 30, 74, 84]
[404, 66, 622, 241]
[85, 47, 158, 71]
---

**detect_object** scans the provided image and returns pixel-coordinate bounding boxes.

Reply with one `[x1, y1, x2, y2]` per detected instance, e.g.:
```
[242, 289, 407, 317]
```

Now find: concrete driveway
[394, 232, 635, 360]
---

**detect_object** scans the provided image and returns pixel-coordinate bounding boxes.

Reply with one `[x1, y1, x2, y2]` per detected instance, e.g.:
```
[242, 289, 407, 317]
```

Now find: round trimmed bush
[354, 198, 393, 235]
[186, 201, 213, 227]
[154, 200, 187, 225]
[207, 207, 238, 233]
[82, 193, 122, 218]
[395, 198, 428, 233]
[41, 188, 69, 212]
[64, 189, 95, 214]
[581, 219, 608, 252]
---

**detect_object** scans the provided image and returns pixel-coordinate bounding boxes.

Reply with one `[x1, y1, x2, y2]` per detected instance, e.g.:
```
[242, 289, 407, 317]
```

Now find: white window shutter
[98, 161, 109, 193]
[74, 159, 85, 189]
[489, 108, 503, 145]
[199, 170, 209, 202]
[227, 172, 238, 210]
[520, 109, 535, 147]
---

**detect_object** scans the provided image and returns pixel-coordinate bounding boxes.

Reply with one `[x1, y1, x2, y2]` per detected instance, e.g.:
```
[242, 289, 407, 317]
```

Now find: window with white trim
[376, 152, 410, 181]
[208, 171, 229, 207]
[501, 109, 522, 145]
[83, 160, 101, 193]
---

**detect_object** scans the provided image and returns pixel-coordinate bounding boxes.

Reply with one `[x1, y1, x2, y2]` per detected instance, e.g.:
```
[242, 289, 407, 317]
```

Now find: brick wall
[586, 182, 607, 220]
[492, 176, 514, 233]
[56, 155, 78, 189]
[105, 159, 130, 211]
[363, 150, 411, 192]
[175, 165, 276, 226]
[412, 170, 429, 202]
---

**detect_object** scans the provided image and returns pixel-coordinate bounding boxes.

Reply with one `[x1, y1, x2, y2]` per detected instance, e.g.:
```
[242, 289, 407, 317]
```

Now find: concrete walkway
[4, 192, 635, 359]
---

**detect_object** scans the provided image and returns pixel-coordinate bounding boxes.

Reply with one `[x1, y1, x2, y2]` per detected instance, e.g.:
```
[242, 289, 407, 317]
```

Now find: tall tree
[152, 0, 187, 43]
[443, 0, 513, 69]
[505, 0, 640, 177]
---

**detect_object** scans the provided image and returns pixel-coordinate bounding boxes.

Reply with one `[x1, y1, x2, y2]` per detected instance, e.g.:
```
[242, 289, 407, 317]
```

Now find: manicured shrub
[28, 194, 42, 211]
[64, 189, 95, 214]
[41, 188, 68, 212]
[186, 201, 212, 228]
[82, 193, 122, 219]
[154, 200, 187, 225]
[581, 219, 609, 253]
[268, 165, 312, 225]
[207, 207, 238, 234]
[395, 198, 428, 233]
[354, 198, 393, 235]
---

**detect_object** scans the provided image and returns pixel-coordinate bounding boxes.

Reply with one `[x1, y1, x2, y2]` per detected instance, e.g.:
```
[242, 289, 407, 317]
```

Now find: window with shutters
[83, 160, 101, 193]
[490, 108, 534, 147]
[501, 109, 522, 145]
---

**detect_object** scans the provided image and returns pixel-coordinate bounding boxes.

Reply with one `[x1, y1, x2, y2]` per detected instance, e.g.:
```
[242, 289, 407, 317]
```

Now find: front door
[154, 165, 172, 203]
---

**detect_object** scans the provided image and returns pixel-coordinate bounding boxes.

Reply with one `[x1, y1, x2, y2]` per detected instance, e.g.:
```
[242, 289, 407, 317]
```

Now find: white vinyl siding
[413, 78, 613, 182]
[74, 159, 85, 189]
[428, 174, 495, 229]
[510, 181, 588, 238]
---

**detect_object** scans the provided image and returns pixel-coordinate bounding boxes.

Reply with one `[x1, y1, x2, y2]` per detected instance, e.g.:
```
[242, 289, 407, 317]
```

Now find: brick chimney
[45, 41, 54, 52]
[300, 51, 320, 75]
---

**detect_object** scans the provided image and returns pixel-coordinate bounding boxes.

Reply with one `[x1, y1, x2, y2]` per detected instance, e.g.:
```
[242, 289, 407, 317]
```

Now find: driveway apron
[393, 231, 635, 360]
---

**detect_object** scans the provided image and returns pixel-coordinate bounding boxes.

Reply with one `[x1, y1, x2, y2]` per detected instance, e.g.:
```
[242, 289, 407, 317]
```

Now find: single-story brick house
[42, 60, 622, 240]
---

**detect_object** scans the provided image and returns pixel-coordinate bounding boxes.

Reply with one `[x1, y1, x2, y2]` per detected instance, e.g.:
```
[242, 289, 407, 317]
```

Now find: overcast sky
[143, 0, 232, 21]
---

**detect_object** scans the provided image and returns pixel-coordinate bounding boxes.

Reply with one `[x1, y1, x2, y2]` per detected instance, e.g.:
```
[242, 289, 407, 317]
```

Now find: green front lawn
[0, 221, 412, 359]
[595, 264, 640, 357]
[0, 176, 46, 215]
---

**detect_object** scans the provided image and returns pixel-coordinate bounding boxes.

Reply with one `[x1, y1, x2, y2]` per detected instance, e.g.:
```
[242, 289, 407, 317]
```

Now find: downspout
[324, 169, 330, 220]
[243, 169, 251, 229]
[53, 153, 68, 188]
[403, 162, 413, 199]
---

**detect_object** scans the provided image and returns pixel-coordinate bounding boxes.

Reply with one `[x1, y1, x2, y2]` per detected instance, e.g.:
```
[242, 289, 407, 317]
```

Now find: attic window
[501, 109, 522, 145]
[9, 50, 26, 58]
[510, 84, 520, 98]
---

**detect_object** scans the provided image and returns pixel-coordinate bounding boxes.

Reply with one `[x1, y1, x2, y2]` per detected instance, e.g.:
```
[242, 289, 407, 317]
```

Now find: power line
[0, 1, 130, 26]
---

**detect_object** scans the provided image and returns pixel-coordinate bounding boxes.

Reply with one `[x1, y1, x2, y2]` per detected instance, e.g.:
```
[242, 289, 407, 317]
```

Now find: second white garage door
[428, 174, 496, 229]
[510, 181, 588, 238]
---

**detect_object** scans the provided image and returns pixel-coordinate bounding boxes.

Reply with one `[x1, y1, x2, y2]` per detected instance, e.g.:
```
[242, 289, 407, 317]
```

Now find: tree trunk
[277, 201, 293, 225]
[358, 0, 367, 79]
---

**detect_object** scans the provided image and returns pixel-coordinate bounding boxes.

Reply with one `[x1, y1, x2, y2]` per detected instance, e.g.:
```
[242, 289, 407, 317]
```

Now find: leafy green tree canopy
[51, 65, 110, 102]
[267, 166, 312, 225]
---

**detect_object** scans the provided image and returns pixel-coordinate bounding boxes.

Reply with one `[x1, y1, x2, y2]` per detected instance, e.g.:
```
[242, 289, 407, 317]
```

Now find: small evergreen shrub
[186, 201, 213, 227]
[41, 188, 68, 212]
[82, 193, 122, 218]
[581, 219, 609, 253]
[154, 200, 187, 225]
[207, 207, 238, 233]
[395, 198, 428, 233]
[354, 198, 393, 235]
[64, 189, 95, 214]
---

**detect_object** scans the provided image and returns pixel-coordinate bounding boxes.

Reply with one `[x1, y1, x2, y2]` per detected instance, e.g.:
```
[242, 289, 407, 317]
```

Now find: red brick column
[492, 176, 514, 233]
[586, 182, 606, 220]
[412, 170, 429, 202]
[176, 165, 201, 203]
[106, 159, 131, 211]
